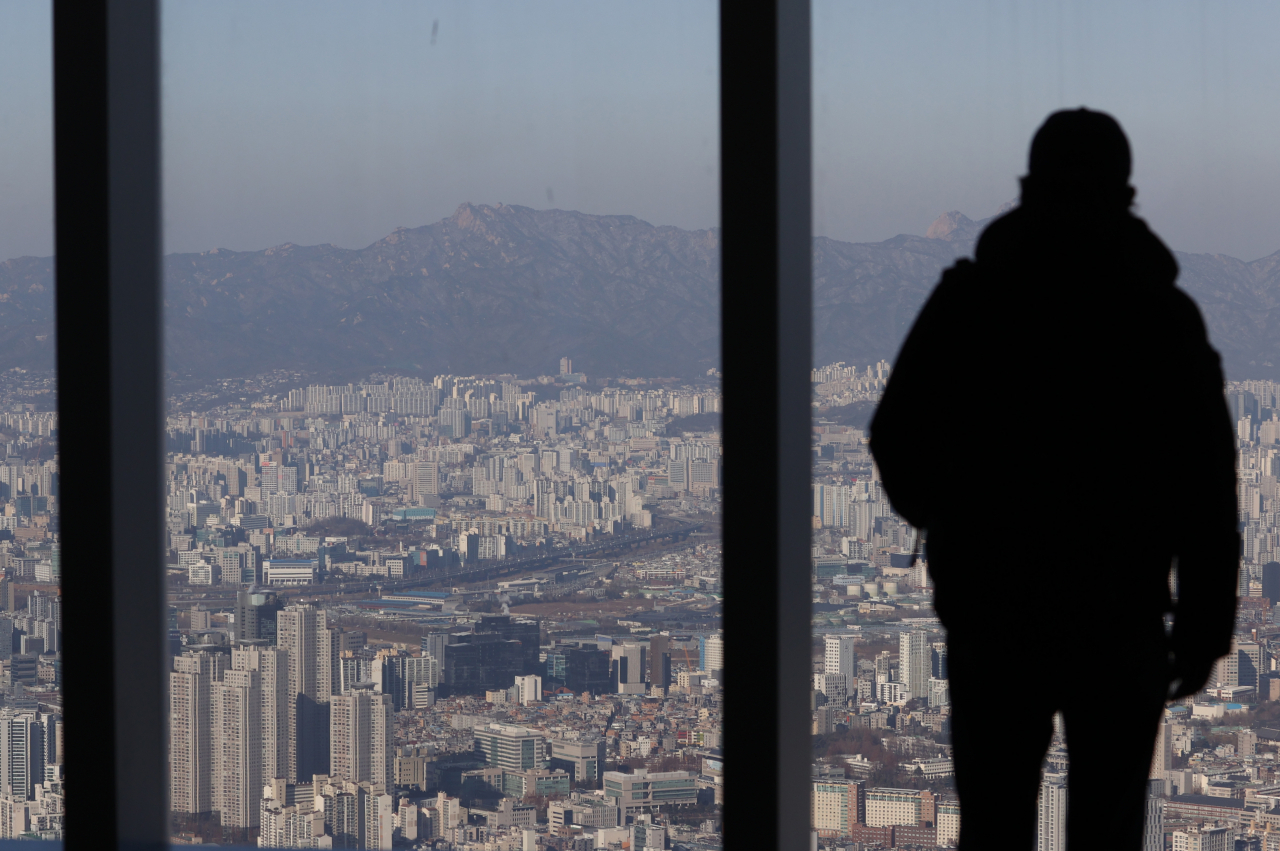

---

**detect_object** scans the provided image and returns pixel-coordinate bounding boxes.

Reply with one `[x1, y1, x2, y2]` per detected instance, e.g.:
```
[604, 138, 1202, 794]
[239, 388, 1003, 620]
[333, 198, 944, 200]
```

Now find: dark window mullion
[721, 1, 811, 849]
[54, 0, 166, 846]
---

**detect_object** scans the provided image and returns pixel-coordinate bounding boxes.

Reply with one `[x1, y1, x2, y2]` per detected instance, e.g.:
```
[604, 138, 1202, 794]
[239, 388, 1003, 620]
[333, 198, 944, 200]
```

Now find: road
[168, 520, 705, 608]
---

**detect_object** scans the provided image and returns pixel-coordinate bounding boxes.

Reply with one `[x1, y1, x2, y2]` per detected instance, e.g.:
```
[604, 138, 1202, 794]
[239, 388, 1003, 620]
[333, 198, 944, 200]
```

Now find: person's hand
[1168, 654, 1215, 700]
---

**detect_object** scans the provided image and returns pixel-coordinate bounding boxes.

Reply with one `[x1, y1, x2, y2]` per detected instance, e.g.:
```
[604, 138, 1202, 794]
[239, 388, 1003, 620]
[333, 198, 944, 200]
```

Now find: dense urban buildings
[145, 367, 723, 847]
[10, 351, 1280, 846]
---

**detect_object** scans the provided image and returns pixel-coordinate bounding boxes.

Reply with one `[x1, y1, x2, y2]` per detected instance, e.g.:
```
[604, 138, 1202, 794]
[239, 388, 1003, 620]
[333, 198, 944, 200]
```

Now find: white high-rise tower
[212, 668, 262, 829]
[898, 630, 929, 698]
[824, 635, 858, 683]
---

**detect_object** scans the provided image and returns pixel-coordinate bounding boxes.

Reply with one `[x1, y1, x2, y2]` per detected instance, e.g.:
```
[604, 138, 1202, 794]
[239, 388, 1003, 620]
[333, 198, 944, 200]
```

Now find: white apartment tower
[824, 634, 858, 684]
[1036, 773, 1067, 851]
[231, 644, 289, 783]
[898, 630, 929, 698]
[329, 686, 394, 792]
[170, 649, 228, 815]
[277, 604, 334, 781]
[212, 668, 262, 829]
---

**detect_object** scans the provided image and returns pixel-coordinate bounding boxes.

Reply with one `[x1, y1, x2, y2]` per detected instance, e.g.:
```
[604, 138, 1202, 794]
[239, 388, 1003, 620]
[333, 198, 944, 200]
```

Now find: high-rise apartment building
[277, 604, 334, 781]
[329, 686, 394, 792]
[170, 649, 228, 815]
[874, 651, 892, 685]
[212, 668, 262, 829]
[701, 633, 724, 674]
[414, 461, 440, 503]
[898, 631, 929, 699]
[1144, 779, 1164, 851]
[824, 634, 857, 684]
[231, 644, 288, 784]
[1037, 773, 1067, 851]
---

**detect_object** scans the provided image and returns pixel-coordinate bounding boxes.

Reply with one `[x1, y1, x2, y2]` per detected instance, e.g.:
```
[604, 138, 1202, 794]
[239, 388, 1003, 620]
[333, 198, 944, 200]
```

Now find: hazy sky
[4, 2, 1280, 262]
[814, 1, 1280, 260]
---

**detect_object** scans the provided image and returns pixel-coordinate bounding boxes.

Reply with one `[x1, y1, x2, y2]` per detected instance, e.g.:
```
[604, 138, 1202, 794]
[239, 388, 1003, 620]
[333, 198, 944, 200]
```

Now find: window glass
[0, 1, 63, 842]
[813, 3, 1280, 847]
[162, 2, 721, 846]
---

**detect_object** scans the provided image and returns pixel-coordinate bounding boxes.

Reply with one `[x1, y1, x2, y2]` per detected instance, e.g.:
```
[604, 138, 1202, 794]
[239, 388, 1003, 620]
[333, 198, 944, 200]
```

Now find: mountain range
[3, 202, 1279, 382]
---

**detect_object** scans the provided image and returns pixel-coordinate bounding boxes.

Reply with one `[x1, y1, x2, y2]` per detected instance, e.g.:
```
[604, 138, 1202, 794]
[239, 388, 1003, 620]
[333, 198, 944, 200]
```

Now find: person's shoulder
[973, 207, 1028, 264]
[1121, 213, 1179, 282]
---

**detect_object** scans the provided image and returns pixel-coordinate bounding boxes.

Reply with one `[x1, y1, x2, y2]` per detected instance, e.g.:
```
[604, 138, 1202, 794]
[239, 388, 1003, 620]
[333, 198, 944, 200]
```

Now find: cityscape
[163, 359, 724, 849]
[1, 351, 1278, 848]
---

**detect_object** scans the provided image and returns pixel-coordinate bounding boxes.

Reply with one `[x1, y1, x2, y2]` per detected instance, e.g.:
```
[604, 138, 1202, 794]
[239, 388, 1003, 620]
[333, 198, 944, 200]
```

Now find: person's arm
[869, 261, 973, 531]
[1166, 291, 1239, 697]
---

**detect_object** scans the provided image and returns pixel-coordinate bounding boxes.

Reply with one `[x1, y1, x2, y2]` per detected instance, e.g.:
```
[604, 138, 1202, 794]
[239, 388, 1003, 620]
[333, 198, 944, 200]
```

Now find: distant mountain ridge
[3, 203, 1279, 381]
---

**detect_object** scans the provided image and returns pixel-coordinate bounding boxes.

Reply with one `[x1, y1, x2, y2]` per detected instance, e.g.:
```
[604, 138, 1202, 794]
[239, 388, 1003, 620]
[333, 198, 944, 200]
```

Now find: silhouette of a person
[869, 109, 1239, 850]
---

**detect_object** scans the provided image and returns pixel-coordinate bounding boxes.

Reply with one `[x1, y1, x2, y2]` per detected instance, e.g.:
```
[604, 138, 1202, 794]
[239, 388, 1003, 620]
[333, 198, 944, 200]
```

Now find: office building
[611, 642, 647, 694]
[813, 673, 848, 705]
[865, 787, 932, 828]
[824, 634, 857, 684]
[0, 713, 44, 802]
[648, 634, 672, 690]
[812, 779, 863, 838]
[234, 589, 284, 644]
[1172, 825, 1230, 851]
[548, 737, 606, 786]
[602, 768, 697, 814]
[475, 724, 548, 771]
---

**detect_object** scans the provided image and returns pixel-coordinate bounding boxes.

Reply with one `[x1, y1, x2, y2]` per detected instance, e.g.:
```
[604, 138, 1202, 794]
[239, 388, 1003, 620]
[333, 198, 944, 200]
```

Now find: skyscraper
[898, 630, 929, 699]
[212, 668, 261, 829]
[232, 643, 289, 783]
[234, 589, 284, 644]
[1036, 773, 1067, 851]
[330, 686, 394, 792]
[0, 712, 44, 802]
[278, 604, 334, 781]
[824, 634, 857, 684]
[170, 649, 228, 815]
[648, 634, 672, 690]
[1150, 720, 1172, 780]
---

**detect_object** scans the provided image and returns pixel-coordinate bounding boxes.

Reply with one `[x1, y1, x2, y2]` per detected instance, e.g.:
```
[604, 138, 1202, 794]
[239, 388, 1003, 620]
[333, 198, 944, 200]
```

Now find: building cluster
[0, 376, 63, 842]
[164, 368, 721, 589]
[169, 586, 725, 849]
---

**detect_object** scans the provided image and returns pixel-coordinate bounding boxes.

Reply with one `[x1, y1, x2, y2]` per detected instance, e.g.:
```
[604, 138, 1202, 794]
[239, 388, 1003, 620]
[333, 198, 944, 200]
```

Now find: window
[49, 1, 816, 847]
[0, 1, 63, 843]
[159, 2, 719, 847]
[812, 2, 1280, 848]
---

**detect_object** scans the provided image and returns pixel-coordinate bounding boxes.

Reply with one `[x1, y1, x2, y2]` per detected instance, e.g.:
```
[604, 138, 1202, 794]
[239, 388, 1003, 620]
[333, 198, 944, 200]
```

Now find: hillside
[3, 203, 1279, 381]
